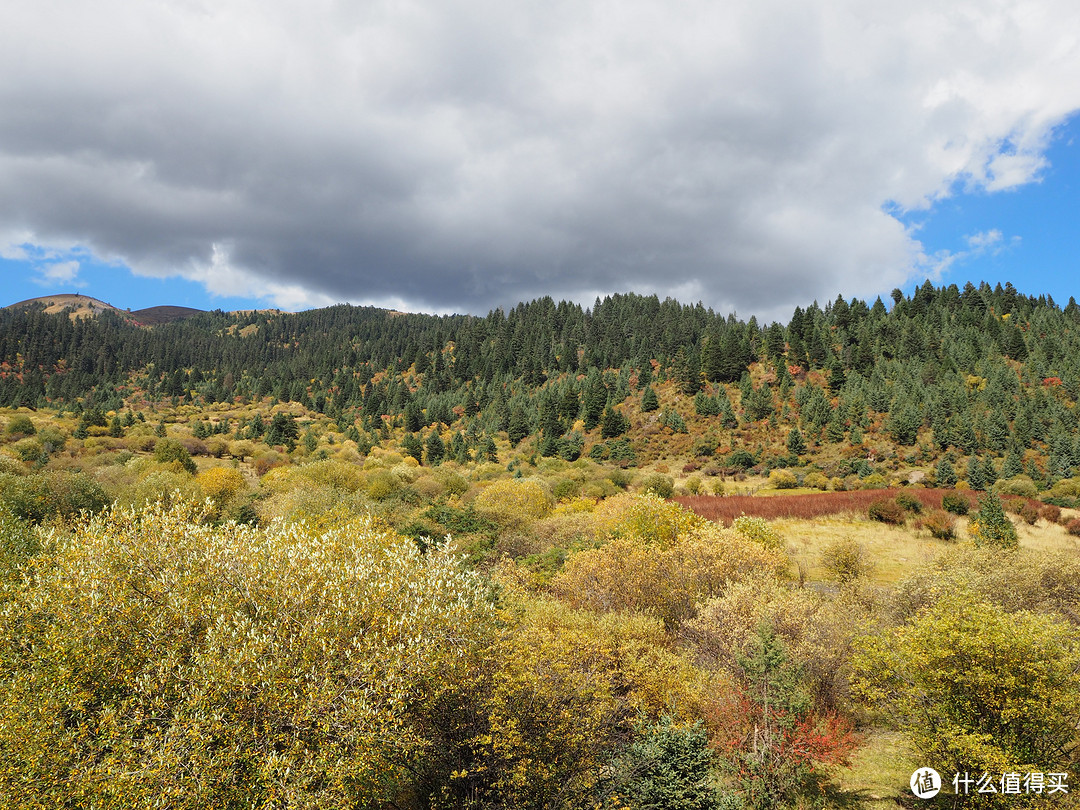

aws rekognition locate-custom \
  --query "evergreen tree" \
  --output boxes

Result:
[935,456,957,487]
[786,428,806,456]
[966,456,986,491]
[641,385,659,413]
[582,371,607,431]
[600,405,630,439]
[507,407,530,447]
[402,432,423,463]
[424,430,445,466]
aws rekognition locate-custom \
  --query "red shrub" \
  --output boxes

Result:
[868,498,906,524]
[1066,519,1080,537]
[675,488,966,526]
[1040,504,1062,524]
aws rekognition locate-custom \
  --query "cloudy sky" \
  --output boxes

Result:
[3,0,1080,321]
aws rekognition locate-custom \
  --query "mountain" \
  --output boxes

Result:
[130,305,206,325]
[2,282,1080,483]
[7,293,125,320]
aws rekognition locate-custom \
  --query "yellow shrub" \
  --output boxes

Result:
[0,501,497,808]
[592,493,703,548]
[768,469,799,489]
[195,466,246,506]
[552,521,788,629]
[473,478,553,526]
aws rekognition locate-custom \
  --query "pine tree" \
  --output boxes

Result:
[969,491,1018,549]
[935,456,957,487]
[641,385,659,413]
[424,430,445,466]
[786,428,806,456]
[507,407,530,447]
[966,456,986,491]
[402,432,423,463]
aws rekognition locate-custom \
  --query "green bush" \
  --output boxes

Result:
[994,475,1038,499]
[4,415,35,437]
[768,469,798,489]
[820,537,871,583]
[152,438,197,474]
[968,492,1018,550]
[941,492,971,516]
[894,490,922,514]
[639,473,675,499]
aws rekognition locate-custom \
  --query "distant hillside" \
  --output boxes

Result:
[7,293,123,320]
[3,282,1080,485]
[131,305,205,325]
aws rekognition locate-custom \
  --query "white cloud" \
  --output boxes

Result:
[0,0,1078,319]
[32,260,82,286]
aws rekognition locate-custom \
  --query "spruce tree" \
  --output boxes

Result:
[641,385,659,413]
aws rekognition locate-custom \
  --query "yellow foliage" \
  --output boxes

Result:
[195,466,246,505]
[0,500,497,808]
[473,478,553,526]
[552,520,788,629]
[457,595,723,806]
[591,493,703,548]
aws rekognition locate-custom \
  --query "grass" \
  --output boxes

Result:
[673,488,1080,585]
[774,515,947,584]
[829,730,917,809]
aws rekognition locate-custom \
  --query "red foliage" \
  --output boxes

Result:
[675,488,974,526]
[1043,376,1064,387]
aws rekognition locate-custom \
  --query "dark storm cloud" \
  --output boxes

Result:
[2,0,1080,318]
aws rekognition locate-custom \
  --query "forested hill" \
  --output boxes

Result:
[3,280,1080,478]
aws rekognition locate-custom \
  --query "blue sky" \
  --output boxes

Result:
[895,113,1080,308]
[4,1,1080,322]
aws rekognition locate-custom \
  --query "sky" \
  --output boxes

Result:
[3,0,1080,323]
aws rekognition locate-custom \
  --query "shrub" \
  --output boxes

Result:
[853,593,1080,783]
[551,521,788,628]
[0,501,498,808]
[685,475,703,495]
[1006,498,1040,525]
[153,438,197,474]
[252,450,288,476]
[861,473,888,490]
[367,469,401,501]
[1040,504,1062,524]
[968,492,1018,550]
[195,467,247,514]
[868,498,905,525]
[552,477,581,502]
[894,490,922,514]
[0,454,23,476]
[0,471,108,523]
[994,475,1038,499]
[768,469,798,489]
[1066,519,1080,537]
[639,473,674,499]
[473,478,554,526]
[5,414,35,437]
[803,471,829,491]
[820,537,871,583]
[941,492,971,516]
[922,509,956,541]
[732,515,784,550]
